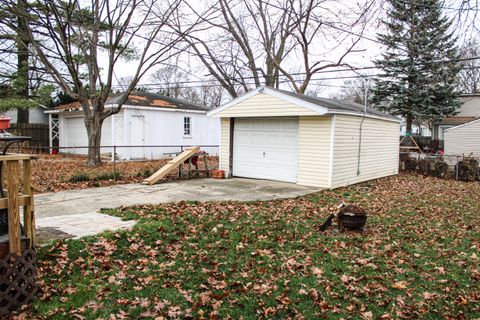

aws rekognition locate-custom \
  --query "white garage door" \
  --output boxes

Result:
[64,117,111,154]
[233,117,298,182]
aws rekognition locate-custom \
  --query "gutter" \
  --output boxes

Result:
[357,80,368,176]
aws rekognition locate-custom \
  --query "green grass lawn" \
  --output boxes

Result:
[21,173,479,319]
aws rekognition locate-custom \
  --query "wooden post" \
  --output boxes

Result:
[6,160,21,254]
[23,159,35,247]
[187,157,192,179]
[204,155,210,177]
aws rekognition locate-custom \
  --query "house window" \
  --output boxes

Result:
[184,117,191,136]
[438,125,453,140]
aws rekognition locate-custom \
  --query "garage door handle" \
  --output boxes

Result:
[263,152,265,157]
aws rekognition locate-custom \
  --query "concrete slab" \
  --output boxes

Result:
[34,178,320,240]
[35,178,321,218]
[36,213,136,240]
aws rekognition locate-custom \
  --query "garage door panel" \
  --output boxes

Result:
[64,117,111,154]
[233,117,298,183]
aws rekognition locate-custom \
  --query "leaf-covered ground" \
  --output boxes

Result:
[18,173,479,319]
[30,154,218,192]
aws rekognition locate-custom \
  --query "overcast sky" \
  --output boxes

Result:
[86,0,480,99]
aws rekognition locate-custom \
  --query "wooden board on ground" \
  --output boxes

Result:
[143,147,200,185]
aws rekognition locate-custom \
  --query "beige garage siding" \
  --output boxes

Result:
[219,118,231,175]
[297,116,331,187]
[218,93,319,117]
[331,115,399,189]
[444,119,480,156]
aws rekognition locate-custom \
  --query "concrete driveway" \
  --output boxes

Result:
[35,178,320,240]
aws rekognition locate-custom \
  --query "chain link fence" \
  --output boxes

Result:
[4,144,220,185]
[400,152,480,181]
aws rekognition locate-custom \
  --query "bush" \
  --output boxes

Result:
[404,158,418,171]
[95,171,122,181]
[432,161,449,178]
[136,169,152,178]
[68,173,91,183]
[455,158,479,181]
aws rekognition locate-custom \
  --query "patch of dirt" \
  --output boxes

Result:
[36,227,74,244]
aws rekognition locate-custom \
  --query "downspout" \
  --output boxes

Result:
[357,79,368,176]
[48,113,53,154]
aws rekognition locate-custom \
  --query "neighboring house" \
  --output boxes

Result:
[208,86,401,189]
[444,119,480,156]
[1,106,50,148]
[399,120,431,137]
[433,94,480,141]
[3,106,49,124]
[45,92,220,160]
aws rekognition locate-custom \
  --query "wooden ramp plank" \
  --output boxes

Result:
[143,147,200,185]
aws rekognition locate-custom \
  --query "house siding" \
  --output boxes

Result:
[297,116,331,188]
[217,93,319,117]
[219,118,231,176]
[331,115,399,189]
[5,107,48,124]
[457,96,480,117]
[119,107,220,160]
[58,107,220,160]
[59,114,112,154]
[444,119,480,156]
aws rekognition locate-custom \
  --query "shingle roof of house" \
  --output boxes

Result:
[55,92,210,112]
[444,118,480,132]
[273,88,400,121]
[436,116,479,125]
[107,92,210,111]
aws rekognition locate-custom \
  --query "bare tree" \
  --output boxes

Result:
[172,0,373,97]
[150,65,186,98]
[184,81,225,109]
[335,78,371,105]
[454,0,479,35]
[4,0,183,166]
[268,0,372,94]
[457,38,480,94]
[150,65,224,109]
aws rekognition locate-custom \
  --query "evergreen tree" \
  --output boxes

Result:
[370,0,461,134]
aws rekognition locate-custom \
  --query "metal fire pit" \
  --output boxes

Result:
[337,204,367,232]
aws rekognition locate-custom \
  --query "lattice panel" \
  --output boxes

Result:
[51,119,60,140]
[0,249,39,316]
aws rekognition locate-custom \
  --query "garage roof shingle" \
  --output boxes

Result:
[273,88,399,121]
[55,92,210,112]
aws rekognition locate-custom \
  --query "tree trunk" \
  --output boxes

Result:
[16,0,29,124]
[85,117,103,167]
[406,114,412,135]
[17,108,29,124]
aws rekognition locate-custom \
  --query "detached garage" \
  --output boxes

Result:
[47,92,220,160]
[208,86,401,189]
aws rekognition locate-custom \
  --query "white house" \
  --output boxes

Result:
[208,86,401,189]
[433,94,480,141]
[3,106,49,125]
[399,120,431,137]
[444,118,480,157]
[46,92,220,160]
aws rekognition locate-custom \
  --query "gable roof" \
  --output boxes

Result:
[444,118,480,132]
[208,86,400,122]
[53,92,210,112]
[436,116,479,126]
